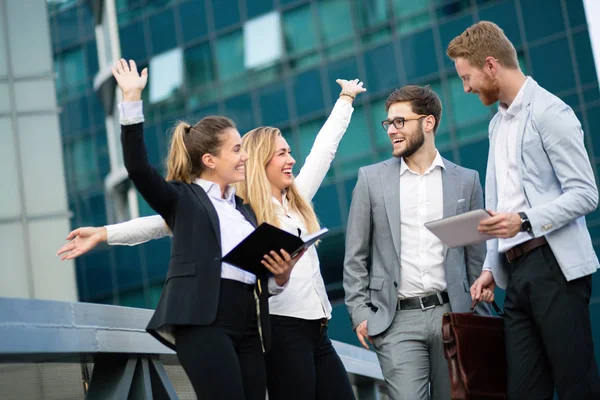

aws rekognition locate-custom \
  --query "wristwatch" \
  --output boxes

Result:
[518,212,532,233]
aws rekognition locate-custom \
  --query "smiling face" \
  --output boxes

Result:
[210,128,249,185]
[386,102,426,159]
[454,57,500,106]
[265,135,296,193]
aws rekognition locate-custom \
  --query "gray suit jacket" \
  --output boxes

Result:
[343,156,489,337]
[483,78,599,288]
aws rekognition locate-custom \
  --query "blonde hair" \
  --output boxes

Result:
[165,116,236,183]
[235,127,321,234]
[446,21,518,69]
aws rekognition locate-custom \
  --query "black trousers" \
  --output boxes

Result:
[503,244,600,399]
[174,279,266,400]
[265,315,356,400]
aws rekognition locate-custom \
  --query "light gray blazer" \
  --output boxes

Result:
[483,78,599,289]
[343,157,489,337]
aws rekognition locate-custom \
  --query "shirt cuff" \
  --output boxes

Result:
[268,276,289,295]
[118,101,145,125]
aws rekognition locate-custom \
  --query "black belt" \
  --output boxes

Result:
[221,278,255,293]
[398,292,450,311]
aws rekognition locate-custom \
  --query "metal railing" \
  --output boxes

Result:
[0,297,386,399]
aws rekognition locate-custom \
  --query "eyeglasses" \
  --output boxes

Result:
[381,115,428,131]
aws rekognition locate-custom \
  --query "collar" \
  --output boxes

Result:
[400,150,445,176]
[193,178,237,207]
[499,76,530,117]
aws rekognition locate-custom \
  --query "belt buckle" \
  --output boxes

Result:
[420,296,436,311]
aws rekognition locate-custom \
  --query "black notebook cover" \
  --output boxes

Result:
[221,223,329,277]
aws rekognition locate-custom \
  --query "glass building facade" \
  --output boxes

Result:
[48,0,600,349]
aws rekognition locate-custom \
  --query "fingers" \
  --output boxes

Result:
[120,58,130,72]
[129,59,138,74]
[66,229,80,241]
[471,281,483,301]
[356,331,370,349]
[56,242,75,256]
[481,288,495,303]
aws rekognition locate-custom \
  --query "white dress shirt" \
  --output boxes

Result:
[398,151,447,299]
[110,99,354,319]
[494,77,533,252]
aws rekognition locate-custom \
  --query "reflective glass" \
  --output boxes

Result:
[363,43,399,93]
[149,8,176,55]
[521,0,564,42]
[212,0,240,31]
[224,93,255,135]
[283,5,318,56]
[298,119,326,163]
[478,0,521,48]
[529,38,575,94]
[216,30,245,80]
[179,0,208,43]
[392,0,431,34]
[448,75,492,126]
[316,0,353,45]
[246,0,273,18]
[258,83,289,126]
[120,21,148,62]
[573,30,597,86]
[337,105,371,159]
[185,42,215,89]
[400,29,437,82]
[293,68,325,118]
[354,0,388,30]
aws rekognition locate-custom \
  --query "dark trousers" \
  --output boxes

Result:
[174,279,266,400]
[265,315,356,400]
[503,244,600,399]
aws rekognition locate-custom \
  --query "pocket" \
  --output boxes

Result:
[369,276,385,291]
[166,262,196,281]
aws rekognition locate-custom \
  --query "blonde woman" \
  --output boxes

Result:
[58,78,366,399]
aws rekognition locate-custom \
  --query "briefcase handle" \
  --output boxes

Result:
[470,299,504,316]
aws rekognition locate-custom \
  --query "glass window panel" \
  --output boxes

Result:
[246,0,274,18]
[448,75,493,126]
[318,232,345,284]
[0,223,29,297]
[573,30,597,86]
[455,120,489,143]
[19,115,70,215]
[521,0,564,42]
[478,0,521,48]
[283,5,318,56]
[14,80,56,112]
[83,247,114,300]
[312,184,342,228]
[85,40,99,80]
[145,239,171,284]
[298,119,326,162]
[438,14,474,68]
[317,0,353,45]
[149,47,183,104]
[587,105,600,160]
[0,3,6,77]
[95,128,111,178]
[59,47,87,98]
[225,93,255,135]
[584,86,600,105]
[324,39,355,61]
[119,288,148,308]
[149,8,177,55]
[90,92,106,129]
[258,83,290,126]
[7,0,52,78]
[363,43,399,93]
[369,98,390,148]
[530,38,575,94]
[185,42,214,89]
[0,118,21,219]
[244,12,283,70]
[212,0,240,31]
[354,0,389,31]
[393,0,431,34]
[435,0,471,20]
[0,83,9,114]
[179,0,208,43]
[338,154,373,176]
[119,21,148,62]
[80,3,95,38]
[114,246,143,291]
[70,136,100,191]
[216,30,245,80]
[54,7,79,48]
[567,0,587,28]
[337,105,370,159]
[327,57,359,103]
[400,29,437,81]
[63,96,90,135]
[293,68,325,118]
[457,137,488,179]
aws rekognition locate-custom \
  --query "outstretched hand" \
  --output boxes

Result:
[336,78,367,101]
[56,227,107,261]
[112,58,148,102]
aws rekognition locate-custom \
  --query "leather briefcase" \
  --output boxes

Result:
[442,301,507,399]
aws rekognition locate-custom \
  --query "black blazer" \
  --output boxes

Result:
[121,122,271,351]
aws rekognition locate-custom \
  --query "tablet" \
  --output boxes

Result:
[424,209,493,248]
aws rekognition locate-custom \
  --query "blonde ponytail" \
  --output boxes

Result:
[166,122,193,183]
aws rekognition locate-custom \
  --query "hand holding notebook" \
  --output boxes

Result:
[222,223,329,277]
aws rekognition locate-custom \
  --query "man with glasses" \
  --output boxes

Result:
[344,85,491,399]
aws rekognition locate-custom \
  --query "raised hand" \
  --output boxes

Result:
[336,78,367,102]
[56,227,107,261]
[111,58,148,102]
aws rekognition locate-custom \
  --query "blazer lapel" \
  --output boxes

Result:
[190,183,221,249]
[381,158,402,263]
[442,161,460,218]
[235,197,258,228]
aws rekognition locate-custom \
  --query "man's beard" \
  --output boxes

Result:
[393,121,425,159]
[477,74,500,106]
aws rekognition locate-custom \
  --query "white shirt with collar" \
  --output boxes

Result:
[398,151,447,299]
[109,99,354,318]
[494,77,533,252]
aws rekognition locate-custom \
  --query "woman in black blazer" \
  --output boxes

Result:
[112,58,303,400]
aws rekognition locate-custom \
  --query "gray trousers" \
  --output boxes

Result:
[372,302,451,400]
